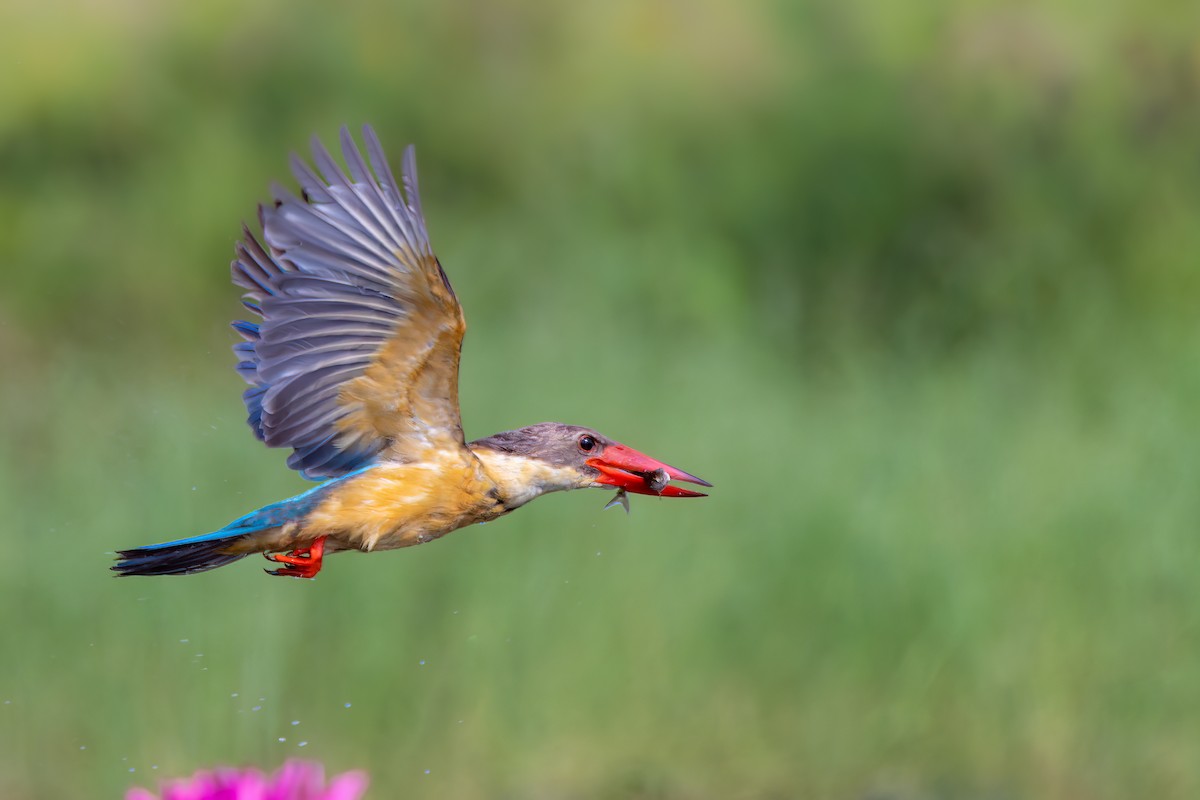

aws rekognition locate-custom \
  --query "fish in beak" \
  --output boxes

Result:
[587,442,711,498]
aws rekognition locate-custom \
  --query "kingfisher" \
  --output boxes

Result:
[113,126,710,579]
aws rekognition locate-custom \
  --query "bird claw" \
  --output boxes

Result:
[262,535,327,579]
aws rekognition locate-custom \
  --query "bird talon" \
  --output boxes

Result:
[262,536,327,579]
[264,566,314,578]
[264,551,309,566]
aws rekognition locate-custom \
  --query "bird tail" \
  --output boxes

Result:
[111,468,369,577]
[112,533,251,576]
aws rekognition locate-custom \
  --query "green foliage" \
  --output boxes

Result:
[2,1,1199,797]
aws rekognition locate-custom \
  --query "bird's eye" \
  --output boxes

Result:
[578,435,597,452]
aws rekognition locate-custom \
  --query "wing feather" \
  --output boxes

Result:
[265,318,394,343]
[309,137,403,259]
[339,129,407,250]
[268,200,400,285]
[263,362,365,416]
[231,126,467,478]
[258,350,375,384]
[265,406,349,445]
[255,334,384,364]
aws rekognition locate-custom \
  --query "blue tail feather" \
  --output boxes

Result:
[112,466,370,576]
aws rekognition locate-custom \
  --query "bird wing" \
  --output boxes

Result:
[231,125,467,479]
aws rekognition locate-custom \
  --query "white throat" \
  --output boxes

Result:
[472,449,585,510]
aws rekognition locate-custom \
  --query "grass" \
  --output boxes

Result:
[3,324,1199,798]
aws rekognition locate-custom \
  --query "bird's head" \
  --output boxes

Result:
[470,422,710,505]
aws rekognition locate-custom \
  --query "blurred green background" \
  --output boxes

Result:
[3,0,1200,797]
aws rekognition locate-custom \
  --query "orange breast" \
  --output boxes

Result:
[303,454,501,551]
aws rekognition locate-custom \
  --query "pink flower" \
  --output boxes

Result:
[126,759,368,800]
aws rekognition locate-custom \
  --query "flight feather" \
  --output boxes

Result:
[230,125,467,479]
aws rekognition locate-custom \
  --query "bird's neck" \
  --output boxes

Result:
[470,446,583,510]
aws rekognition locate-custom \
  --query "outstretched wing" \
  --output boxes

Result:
[231,125,467,479]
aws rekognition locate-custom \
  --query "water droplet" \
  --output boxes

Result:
[129,768,136,773]
[424,769,431,775]
[596,551,602,556]
[231,693,239,698]
[152,765,159,770]
[252,706,262,712]
[278,737,286,743]
[298,741,308,747]
[419,659,426,666]
[291,720,300,726]
[79,746,86,750]
[179,639,189,644]
[258,697,266,702]
[343,702,352,709]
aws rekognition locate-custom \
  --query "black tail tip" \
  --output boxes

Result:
[111,541,246,577]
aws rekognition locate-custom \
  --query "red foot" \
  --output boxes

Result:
[263,535,327,579]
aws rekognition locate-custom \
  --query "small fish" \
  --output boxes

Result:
[604,488,630,514]
[645,468,670,494]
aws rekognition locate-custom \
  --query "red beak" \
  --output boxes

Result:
[587,442,711,497]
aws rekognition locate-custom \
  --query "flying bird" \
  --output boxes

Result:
[113,126,710,579]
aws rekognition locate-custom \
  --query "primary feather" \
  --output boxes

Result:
[231,125,467,479]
